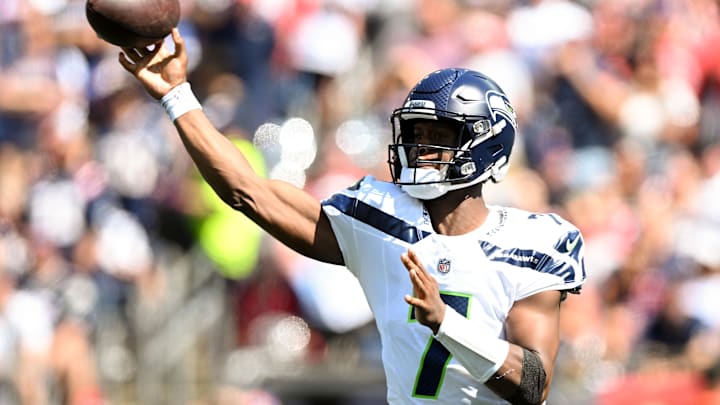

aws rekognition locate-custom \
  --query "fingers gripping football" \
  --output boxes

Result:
[402,249,446,334]
[118,28,188,99]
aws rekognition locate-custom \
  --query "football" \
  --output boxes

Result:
[86,0,180,48]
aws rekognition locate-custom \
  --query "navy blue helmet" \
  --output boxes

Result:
[388,68,517,199]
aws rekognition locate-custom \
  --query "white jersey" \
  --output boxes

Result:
[321,176,586,405]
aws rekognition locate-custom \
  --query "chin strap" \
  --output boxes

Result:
[400,167,449,200]
[398,155,511,199]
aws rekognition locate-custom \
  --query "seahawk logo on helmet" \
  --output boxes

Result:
[487,90,517,130]
[388,68,517,200]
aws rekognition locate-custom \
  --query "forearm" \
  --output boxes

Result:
[486,345,547,405]
[174,109,261,211]
[157,81,262,213]
[434,306,548,405]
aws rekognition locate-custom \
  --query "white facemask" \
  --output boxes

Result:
[400,167,449,200]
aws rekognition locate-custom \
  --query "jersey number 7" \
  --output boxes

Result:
[409,291,471,399]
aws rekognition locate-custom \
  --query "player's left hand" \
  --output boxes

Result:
[402,249,446,334]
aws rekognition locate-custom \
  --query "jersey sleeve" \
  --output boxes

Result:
[514,216,587,300]
[319,176,426,278]
[319,176,367,277]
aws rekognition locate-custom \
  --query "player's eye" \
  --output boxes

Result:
[413,129,441,145]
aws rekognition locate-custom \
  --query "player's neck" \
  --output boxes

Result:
[424,186,489,236]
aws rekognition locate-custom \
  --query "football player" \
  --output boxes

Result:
[119,29,586,404]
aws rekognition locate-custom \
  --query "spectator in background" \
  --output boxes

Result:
[0,4,63,149]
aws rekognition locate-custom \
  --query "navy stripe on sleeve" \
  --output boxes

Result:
[479,241,578,283]
[323,194,430,244]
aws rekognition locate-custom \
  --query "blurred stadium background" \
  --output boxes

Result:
[1,0,720,404]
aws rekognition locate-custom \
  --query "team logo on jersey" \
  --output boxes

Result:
[556,230,580,253]
[556,230,583,262]
[437,258,452,273]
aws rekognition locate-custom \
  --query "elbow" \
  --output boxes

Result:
[210,187,242,211]
[226,187,258,214]
[206,180,256,214]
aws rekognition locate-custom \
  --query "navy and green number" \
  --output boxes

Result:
[409,291,471,399]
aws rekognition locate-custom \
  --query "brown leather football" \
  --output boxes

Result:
[86,0,180,48]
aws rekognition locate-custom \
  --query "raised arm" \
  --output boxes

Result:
[118,29,343,265]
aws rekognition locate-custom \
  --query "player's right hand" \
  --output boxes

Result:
[118,28,187,100]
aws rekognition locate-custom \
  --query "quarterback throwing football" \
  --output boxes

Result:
[119,29,586,405]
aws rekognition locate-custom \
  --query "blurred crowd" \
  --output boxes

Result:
[2,0,720,404]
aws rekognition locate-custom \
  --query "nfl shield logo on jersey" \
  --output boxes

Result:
[437,258,451,273]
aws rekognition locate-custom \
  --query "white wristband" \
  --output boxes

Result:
[160,82,202,122]
[433,305,510,382]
